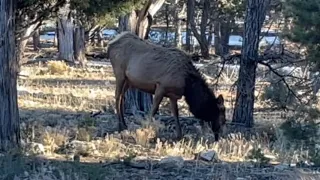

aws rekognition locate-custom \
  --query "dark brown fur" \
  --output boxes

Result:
[106,31,226,141]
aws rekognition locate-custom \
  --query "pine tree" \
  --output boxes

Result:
[0,0,20,152]
[284,0,320,69]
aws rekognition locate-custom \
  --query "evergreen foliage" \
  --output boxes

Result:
[284,0,320,69]
[71,0,145,28]
[261,79,298,109]
[16,0,65,33]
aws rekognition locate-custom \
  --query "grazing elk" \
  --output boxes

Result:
[106,31,226,141]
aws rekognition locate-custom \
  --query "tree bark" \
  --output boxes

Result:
[188,0,211,59]
[17,23,39,65]
[214,20,231,56]
[165,4,169,46]
[97,27,103,47]
[185,0,192,52]
[33,29,40,51]
[174,1,185,48]
[74,26,87,67]
[0,0,20,152]
[85,25,98,46]
[118,0,165,116]
[58,17,74,62]
[17,40,28,65]
[118,11,138,33]
[175,18,182,48]
[232,0,271,127]
[54,21,59,47]
[57,1,74,62]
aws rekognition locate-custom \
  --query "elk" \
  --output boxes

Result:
[106,31,226,141]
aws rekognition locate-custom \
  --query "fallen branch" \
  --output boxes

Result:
[85,52,108,59]
[22,58,75,66]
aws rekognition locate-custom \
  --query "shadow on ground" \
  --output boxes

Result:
[1,153,317,180]
[12,103,320,179]
[19,78,115,88]
[19,105,282,145]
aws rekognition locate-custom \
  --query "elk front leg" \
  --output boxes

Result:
[169,98,182,139]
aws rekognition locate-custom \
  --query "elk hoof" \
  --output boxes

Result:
[214,133,219,142]
[176,132,183,141]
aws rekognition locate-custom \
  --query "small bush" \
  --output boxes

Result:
[261,80,297,108]
[279,106,320,166]
[246,148,270,166]
[133,126,156,147]
[47,61,69,75]
[78,116,97,128]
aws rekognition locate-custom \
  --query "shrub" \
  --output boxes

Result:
[279,106,320,166]
[47,61,69,75]
[246,148,270,167]
[261,80,297,108]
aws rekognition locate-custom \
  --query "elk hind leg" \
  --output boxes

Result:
[119,80,129,129]
[115,78,127,131]
[169,98,182,139]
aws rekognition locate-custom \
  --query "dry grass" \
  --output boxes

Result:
[47,61,70,75]
[5,57,319,179]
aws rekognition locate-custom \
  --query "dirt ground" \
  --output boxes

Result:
[2,44,320,180]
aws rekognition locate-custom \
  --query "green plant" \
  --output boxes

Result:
[78,116,97,128]
[122,149,137,164]
[246,148,270,166]
[261,80,297,108]
[77,127,93,142]
[280,106,320,166]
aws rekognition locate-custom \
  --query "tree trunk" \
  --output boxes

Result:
[174,1,185,48]
[118,16,129,32]
[53,34,58,47]
[85,25,98,46]
[186,0,192,52]
[90,30,96,46]
[188,0,210,59]
[165,4,169,46]
[207,23,213,50]
[58,18,74,62]
[33,29,40,51]
[232,0,271,127]
[57,1,74,62]
[214,20,231,56]
[74,26,87,67]
[17,23,39,65]
[118,0,165,116]
[175,18,182,48]
[119,12,138,33]
[97,27,104,47]
[54,21,58,47]
[17,40,28,65]
[0,0,20,152]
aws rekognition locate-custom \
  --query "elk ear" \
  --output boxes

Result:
[217,94,224,104]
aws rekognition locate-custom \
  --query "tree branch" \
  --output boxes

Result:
[18,0,65,29]
[19,21,43,41]
[258,60,303,104]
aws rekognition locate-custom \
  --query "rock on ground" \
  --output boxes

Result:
[156,156,184,170]
[199,150,219,162]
